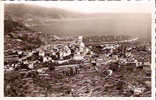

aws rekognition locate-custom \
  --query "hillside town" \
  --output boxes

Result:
[4,34,151,97]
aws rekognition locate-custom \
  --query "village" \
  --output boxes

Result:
[4,34,151,97]
[5,36,151,73]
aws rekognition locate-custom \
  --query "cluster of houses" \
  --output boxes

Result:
[5,36,151,75]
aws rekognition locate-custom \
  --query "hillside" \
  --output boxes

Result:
[4,4,151,97]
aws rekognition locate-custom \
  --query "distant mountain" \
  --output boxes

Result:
[5,4,85,21]
[5,4,151,40]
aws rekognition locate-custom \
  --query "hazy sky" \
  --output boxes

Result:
[5,1,153,13]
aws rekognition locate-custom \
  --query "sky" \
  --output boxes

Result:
[5,1,153,13]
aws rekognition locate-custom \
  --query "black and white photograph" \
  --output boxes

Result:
[4,2,152,97]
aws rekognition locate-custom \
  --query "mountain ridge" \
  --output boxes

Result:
[5,4,151,40]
